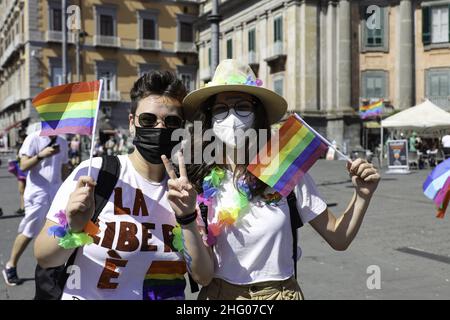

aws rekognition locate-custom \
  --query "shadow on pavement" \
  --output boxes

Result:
[0,214,25,220]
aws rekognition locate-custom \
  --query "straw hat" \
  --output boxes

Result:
[183,59,287,124]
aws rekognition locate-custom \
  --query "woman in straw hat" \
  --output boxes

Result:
[181,59,380,300]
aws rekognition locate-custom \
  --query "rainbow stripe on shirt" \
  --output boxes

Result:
[142,260,187,300]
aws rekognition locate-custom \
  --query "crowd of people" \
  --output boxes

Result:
[2,59,380,300]
[407,132,450,168]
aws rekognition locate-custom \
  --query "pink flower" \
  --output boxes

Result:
[55,210,68,227]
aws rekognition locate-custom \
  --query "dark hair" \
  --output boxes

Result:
[186,94,271,198]
[130,71,188,115]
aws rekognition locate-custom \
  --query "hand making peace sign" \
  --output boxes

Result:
[161,152,198,218]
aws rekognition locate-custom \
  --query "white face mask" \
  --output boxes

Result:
[212,110,255,148]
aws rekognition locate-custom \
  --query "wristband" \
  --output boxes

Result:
[47,210,95,249]
[36,154,44,161]
[175,211,197,226]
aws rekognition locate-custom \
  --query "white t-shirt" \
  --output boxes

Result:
[19,131,68,200]
[46,155,186,300]
[442,135,450,148]
[207,171,327,285]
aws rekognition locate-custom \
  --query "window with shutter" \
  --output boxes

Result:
[274,17,282,43]
[431,6,449,43]
[227,38,233,59]
[51,8,62,31]
[427,70,450,97]
[362,71,387,99]
[423,7,431,45]
[248,28,256,53]
[366,7,384,47]
[142,19,156,40]
[100,14,114,36]
[362,6,388,51]
[208,47,211,67]
[52,66,63,87]
[426,69,450,109]
[273,77,284,96]
[180,22,193,42]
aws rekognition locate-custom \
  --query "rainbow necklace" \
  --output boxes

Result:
[172,167,283,251]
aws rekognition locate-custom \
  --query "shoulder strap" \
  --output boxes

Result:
[93,155,121,221]
[287,191,303,279]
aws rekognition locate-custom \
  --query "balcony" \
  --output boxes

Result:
[13,34,24,49]
[101,90,121,102]
[0,35,23,68]
[175,42,197,53]
[94,35,121,48]
[45,30,76,43]
[265,41,287,74]
[136,39,162,51]
[1,92,22,112]
[428,96,450,111]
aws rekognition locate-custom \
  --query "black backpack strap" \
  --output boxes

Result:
[93,155,121,220]
[187,203,210,293]
[287,191,303,279]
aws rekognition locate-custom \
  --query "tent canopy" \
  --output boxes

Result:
[381,100,450,131]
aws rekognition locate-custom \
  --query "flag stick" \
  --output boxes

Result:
[380,114,384,168]
[87,79,103,178]
[294,113,353,163]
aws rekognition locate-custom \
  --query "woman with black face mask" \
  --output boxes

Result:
[34,71,213,300]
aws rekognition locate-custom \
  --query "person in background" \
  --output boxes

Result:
[104,136,116,156]
[442,135,450,159]
[409,132,417,152]
[2,131,70,286]
[69,135,81,167]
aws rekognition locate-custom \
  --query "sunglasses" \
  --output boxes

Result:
[135,113,184,129]
[210,100,256,120]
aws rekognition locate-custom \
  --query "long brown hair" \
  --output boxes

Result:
[186,93,272,198]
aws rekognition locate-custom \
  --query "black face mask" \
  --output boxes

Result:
[133,127,180,164]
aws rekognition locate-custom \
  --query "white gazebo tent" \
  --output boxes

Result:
[382,99,450,133]
[381,99,450,169]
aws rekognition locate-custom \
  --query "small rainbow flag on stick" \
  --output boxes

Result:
[248,114,338,197]
[359,100,383,119]
[32,80,102,136]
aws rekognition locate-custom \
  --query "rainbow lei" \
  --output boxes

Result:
[198,167,282,246]
[47,210,94,249]
[171,167,284,250]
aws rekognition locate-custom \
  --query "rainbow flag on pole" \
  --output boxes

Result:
[32,80,102,136]
[359,100,383,119]
[248,114,328,197]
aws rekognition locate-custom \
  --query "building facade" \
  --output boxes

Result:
[0,0,199,148]
[197,0,450,152]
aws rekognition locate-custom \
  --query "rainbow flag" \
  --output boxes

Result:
[433,176,450,218]
[359,100,383,119]
[248,114,328,197]
[143,260,186,300]
[32,80,101,136]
